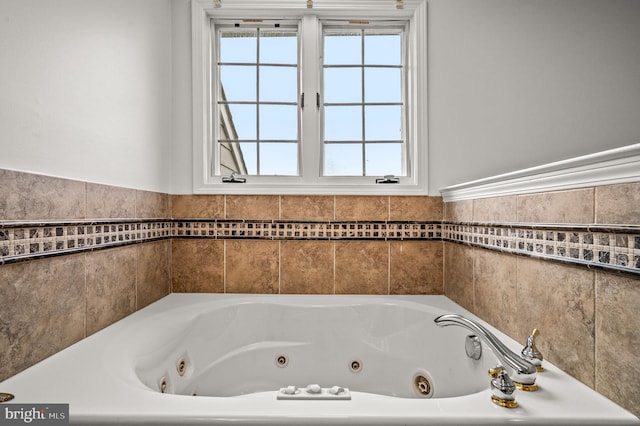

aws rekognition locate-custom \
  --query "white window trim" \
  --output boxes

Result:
[191,0,428,195]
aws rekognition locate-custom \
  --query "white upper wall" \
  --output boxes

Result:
[171,0,640,194]
[170,0,192,194]
[0,0,173,193]
[1,0,638,195]
[428,0,640,192]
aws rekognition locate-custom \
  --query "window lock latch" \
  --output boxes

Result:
[375,175,400,184]
[222,173,247,183]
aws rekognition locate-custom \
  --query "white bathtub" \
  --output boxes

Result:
[1,294,638,425]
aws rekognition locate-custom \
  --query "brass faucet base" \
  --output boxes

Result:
[491,395,518,408]
[536,365,544,372]
[514,381,538,391]
[0,392,15,403]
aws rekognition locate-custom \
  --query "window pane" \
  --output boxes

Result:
[260,31,297,64]
[365,105,402,140]
[365,143,402,176]
[324,32,361,65]
[219,142,255,175]
[220,104,256,140]
[364,33,401,65]
[324,106,362,141]
[365,68,401,103]
[324,68,361,103]
[260,143,298,175]
[220,65,256,102]
[220,31,256,63]
[259,105,298,140]
[324,144,363,176]
[259,66,297,102]
[240,142,257,174]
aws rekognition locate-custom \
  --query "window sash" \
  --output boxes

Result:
[321,23,408,177]
[213,22,301,177]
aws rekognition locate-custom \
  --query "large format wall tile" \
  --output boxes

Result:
[390,241,443,294]
[226,195,279,219]
[0,255,85,381]
[226,240,279,293]
[136,240,170,308]
[596,272,640,418]
[172,239,224,293]
[86,183,136,219]
[280,240,334,294]
[335,241,388,294]
[595,182,640,225]
[444,200,473,222]
[171,195,225,219]
[86,246,137,335]
[517,257,595,387]
[0,169,85,221]
[390,196,443,221]
[473,249,518,338]
[443,243,475,312]
[517,188,594,223]
[280,196,335,221]
[473,196,517,223]
[335,196,389,221]
[136,190,170,218]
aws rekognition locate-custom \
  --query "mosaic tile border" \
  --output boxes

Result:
[0,220,442,265]
[443,223,640,275]
[2,219,639,276]
[0,220,171,265]
[172,220,442,240]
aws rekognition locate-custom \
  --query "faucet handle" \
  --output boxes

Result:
[521,328,544,372]
[488,366,505,379]
[489,366,518,408]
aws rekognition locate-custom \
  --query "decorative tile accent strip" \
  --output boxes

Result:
[172,220,442,240]
[0,220,171,265]
[443,223,640,275]
[0,220,441,265]
[2,218,639,276]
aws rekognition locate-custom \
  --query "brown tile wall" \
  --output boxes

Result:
[3,167,638,419]
[444,182,640,418]
[0,170,171,381]
[170,195,444,295]
[1,171,445,381]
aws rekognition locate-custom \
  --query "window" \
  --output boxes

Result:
[216,23,300,177]
[322,25,405,177]
[192,0,427,194]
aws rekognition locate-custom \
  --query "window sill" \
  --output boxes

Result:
[193,180,429,196]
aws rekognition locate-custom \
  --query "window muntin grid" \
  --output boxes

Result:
[322,26,406,177]
[215,23,300,177]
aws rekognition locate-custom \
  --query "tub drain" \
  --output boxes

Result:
[275,354,288,368]
[413,374,433,398]
[0,393,15,403]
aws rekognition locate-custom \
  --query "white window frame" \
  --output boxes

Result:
[191,0,428,195]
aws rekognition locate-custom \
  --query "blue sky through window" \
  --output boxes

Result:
[217,26,404,177]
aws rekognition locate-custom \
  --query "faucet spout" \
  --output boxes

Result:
[435,314,537,387]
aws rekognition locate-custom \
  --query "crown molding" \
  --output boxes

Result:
[440,143,640,202]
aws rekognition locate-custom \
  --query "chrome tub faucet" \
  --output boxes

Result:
[434,314,538,391]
